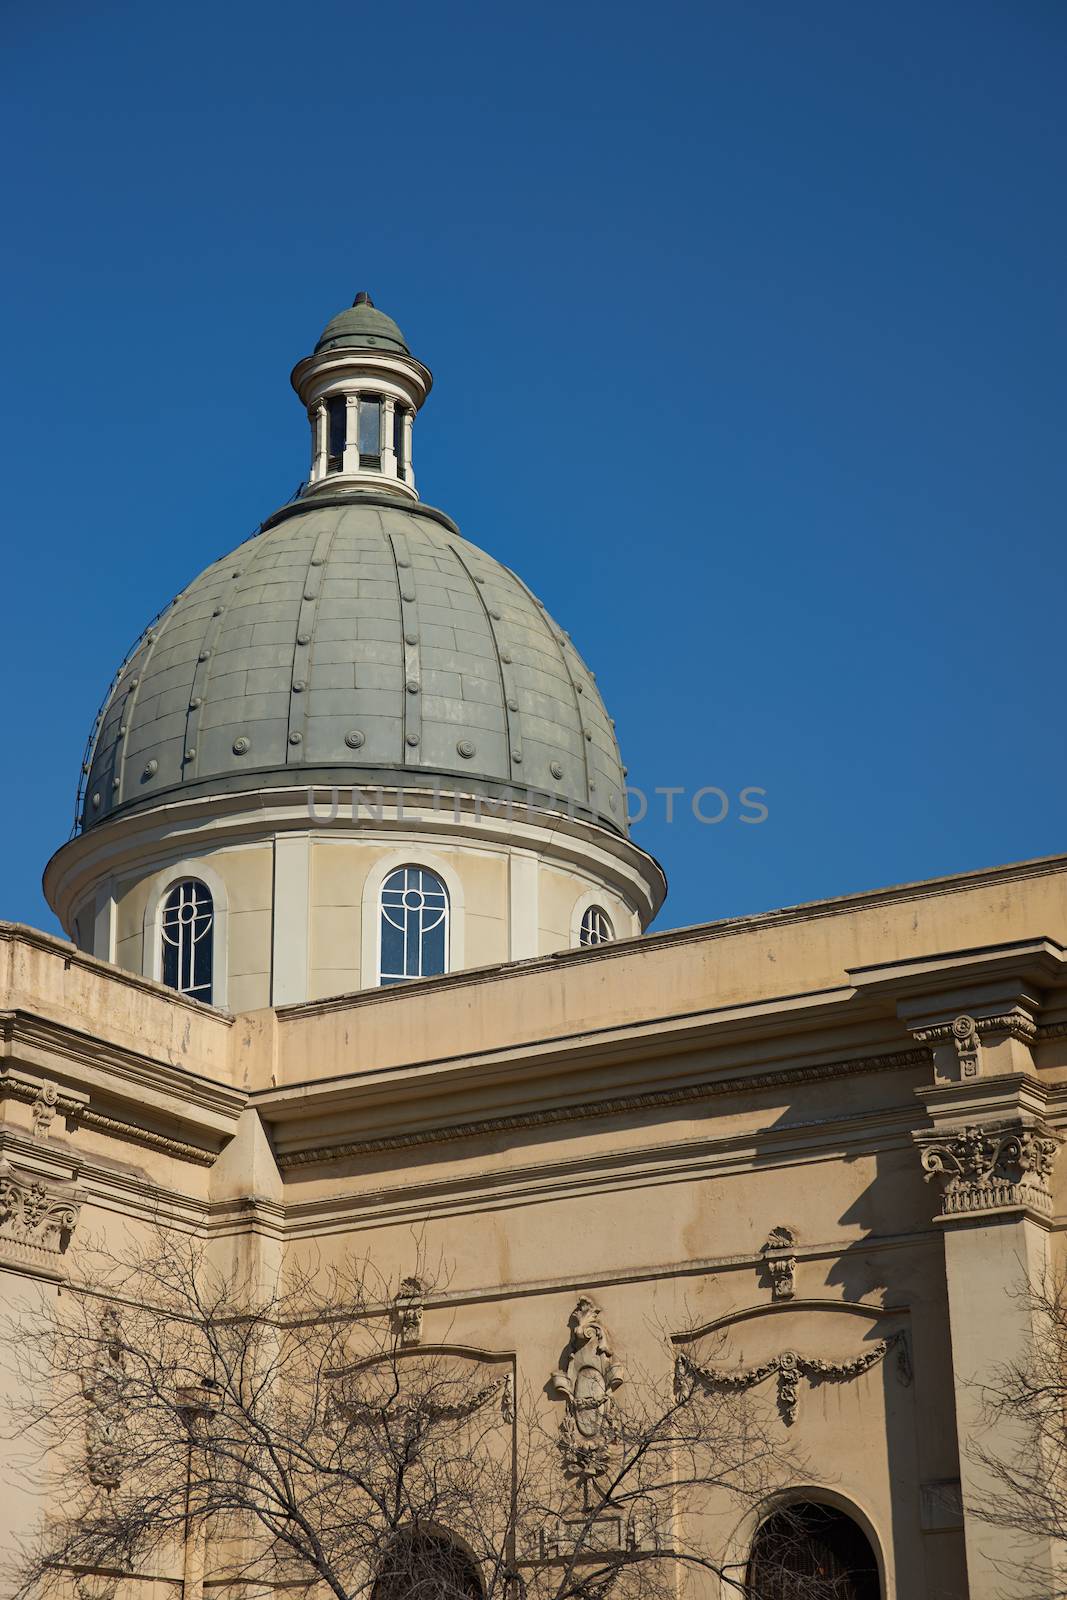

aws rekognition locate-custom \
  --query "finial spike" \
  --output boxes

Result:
[353,291,374,307]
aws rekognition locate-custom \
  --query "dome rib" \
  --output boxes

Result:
[80,497,629,836]
[447,538,522,774]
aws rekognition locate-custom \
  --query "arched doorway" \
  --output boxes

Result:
[373,1531,484,1600]
[746,1501,880,1598]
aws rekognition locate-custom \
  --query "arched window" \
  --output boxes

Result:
[326,394,346,473]
[747,1502,880,1599]
[379,866,449,985]
[579,905,614,947]
[160,879,214,1003]
[373,1532,482,1600]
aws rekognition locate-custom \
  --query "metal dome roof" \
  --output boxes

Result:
[80,493,628,834]
[314,293,410,356]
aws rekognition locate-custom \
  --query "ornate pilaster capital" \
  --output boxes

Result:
[0,1157,82,1266]
[916,1119,1061,1220]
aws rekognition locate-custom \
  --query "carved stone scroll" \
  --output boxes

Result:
[951,1016,980,1079]
[918,1121,1060,1217]
[31,1081,59,1139]
[550,1296,626,1482]
[675,1331,908,1426]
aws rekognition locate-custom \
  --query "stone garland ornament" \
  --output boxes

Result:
[550,1296,626,1483]
[761,1226,797,1300]
[82,1308,128,1490]
[674,1332,910,1427]
[919,1122,1060,1217]
[337,1372,514,1428]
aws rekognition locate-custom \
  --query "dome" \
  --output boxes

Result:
[80,492,629,833]
[314,292,410,356]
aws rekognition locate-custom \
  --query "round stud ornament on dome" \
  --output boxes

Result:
[457,739,476,759]
[345,730,366,749]
[233,737,251,755]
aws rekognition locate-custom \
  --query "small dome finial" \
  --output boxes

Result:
[353,291,374,307]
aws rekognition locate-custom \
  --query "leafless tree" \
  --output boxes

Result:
[966,1269,1067,1599]
[0,1226,852,1600]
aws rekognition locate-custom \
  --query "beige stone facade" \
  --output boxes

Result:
[6,292,1061,1599]
[5,851,1067,1596]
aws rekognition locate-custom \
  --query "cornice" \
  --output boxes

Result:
[0,1010,245,1127]
[272,1045,929,1169]
[44,782,662,931]
[278,1103,926,1234]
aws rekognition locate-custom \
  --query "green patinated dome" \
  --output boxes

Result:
[314,292,410,356]
[79,493,628,835]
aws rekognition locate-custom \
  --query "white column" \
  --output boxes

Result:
[343,391,359,474]
[311,401,327,482]
[271,835,310,1004]
[401,407,415,491]
[381,396,398,478]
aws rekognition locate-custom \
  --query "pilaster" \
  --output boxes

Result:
[271,834,310,1005]
[342,391,360,474]
[907,976,1065,1596]
[311,399,327,482]
[381,395,398,478]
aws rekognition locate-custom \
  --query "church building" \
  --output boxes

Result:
[3,293,1066,1599]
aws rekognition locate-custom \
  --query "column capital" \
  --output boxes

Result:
[915,1116,1061,1223]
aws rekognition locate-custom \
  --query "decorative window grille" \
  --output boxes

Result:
[579,905,614,947]
[379,866,449,985]
[160,879,214,1002]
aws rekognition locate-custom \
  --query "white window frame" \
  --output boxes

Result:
[377,865,450,986]
[142,858,229,1008]
[360,850,465,989]
[570,888,624,950]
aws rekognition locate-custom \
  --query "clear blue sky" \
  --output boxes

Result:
[3,0,1065,937]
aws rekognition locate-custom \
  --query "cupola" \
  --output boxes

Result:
[290,292,432,500]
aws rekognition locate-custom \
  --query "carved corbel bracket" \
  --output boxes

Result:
[907,999,1040,1083]
[917,1119,1061,1219]
[393,1275,425,1346]
[0,1067,88,1135]
[760,1226,797,1300]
